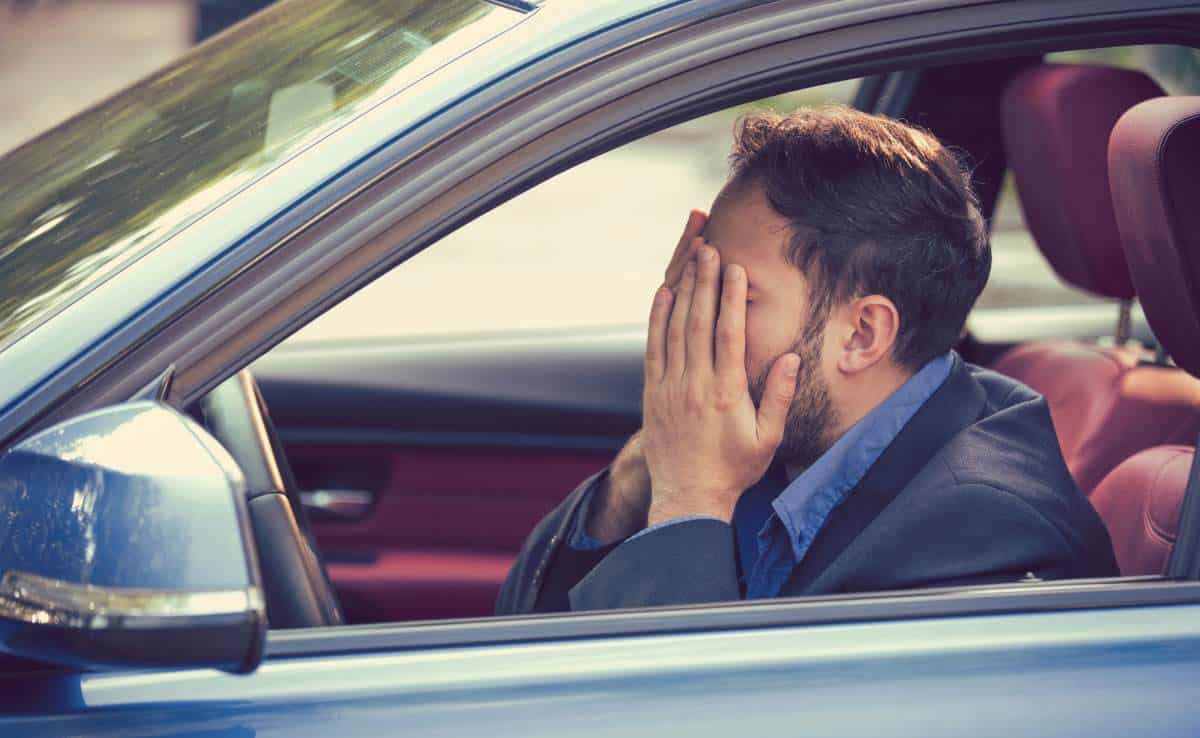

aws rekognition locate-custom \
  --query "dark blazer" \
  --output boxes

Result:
[496,357,1119,615]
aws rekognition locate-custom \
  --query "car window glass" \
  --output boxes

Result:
[973,44,1200,312]
[0,0,518,353]
[291,80,861,343]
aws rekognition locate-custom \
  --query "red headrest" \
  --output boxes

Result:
[1109,97,1200,376]
[1001,64,1164,299]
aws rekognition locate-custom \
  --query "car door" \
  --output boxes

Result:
[9,585,1200,738]
[7,1,1200,735]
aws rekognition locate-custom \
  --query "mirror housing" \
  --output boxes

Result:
[0,402,265,673]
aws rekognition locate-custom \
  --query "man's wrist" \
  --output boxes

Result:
[584,468,649,544]
[646,493,736,527]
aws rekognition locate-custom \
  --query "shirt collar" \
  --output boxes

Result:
[768,351,956,560]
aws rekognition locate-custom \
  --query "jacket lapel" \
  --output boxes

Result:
[781,355,989,594]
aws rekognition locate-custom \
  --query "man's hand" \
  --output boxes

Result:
[583,210,709,544]
[643,242,799,525]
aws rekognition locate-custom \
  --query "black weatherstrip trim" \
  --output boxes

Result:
[266,578,1200,658]
[482,0,537,12]
[278,428,624,452]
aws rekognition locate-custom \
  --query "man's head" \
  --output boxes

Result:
[701,106,989,468]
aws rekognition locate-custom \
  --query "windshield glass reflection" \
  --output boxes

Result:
[0,0,513,352]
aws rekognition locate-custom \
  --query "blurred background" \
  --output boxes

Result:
[0,1,286,155]
[2,1,1199,343]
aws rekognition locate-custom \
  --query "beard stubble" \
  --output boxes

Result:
[749,317,839,469]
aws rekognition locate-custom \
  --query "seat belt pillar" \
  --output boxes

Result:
[1166,430,1200,579]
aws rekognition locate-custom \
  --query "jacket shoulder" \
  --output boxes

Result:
[807,365,1118,593]
[913,368,1117,579]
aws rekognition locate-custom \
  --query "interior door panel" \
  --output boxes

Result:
[253,328,644,622]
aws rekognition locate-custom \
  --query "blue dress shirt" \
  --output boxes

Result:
[569,351,955,599]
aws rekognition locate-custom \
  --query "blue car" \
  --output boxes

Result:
[2,0,1200,735]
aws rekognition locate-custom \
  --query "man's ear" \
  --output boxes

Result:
[836,295,899,374]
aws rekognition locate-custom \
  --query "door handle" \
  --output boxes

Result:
[300,489,374,522]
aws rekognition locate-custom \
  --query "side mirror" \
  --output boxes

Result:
[0,402,265,673]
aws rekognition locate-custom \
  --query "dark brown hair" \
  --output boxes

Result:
[728,105,990,370]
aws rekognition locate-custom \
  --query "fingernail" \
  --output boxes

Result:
[655,287,671,305]
[725,264,742,282]
[698,246,715,262]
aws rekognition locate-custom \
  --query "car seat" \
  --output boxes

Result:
[992,63,1200,496]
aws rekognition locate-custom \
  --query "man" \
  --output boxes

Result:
[497,107,1118,615]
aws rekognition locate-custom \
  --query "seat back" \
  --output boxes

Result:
[992,342,1200,495]
[1101,96,1200,574]
[1090,446,1190,575]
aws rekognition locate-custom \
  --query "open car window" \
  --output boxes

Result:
[240,42,1197,631]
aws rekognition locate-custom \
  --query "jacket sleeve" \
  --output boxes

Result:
[495,470,611,616]
[568,518,740,611]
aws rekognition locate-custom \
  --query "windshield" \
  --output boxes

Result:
[0,0,515,352]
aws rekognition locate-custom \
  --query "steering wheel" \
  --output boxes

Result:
[200,369,343,628]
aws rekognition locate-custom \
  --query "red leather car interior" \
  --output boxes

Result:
[1100,95,1200,575]
[294,444,609,622]
[994,342,1200,495]
[993,63,1200,496]
[1090,446,1189,576]
[1000,64,1156,299]
[1109,97,1200,374]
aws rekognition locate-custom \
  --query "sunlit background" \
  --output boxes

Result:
[2,1,1199,346]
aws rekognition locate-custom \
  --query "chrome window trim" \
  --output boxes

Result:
[483,0,539,12]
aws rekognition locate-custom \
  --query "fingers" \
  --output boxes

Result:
[715,263,747,380]
[755,353,800,445]
[664,210,708,287]
[645,286,674,382]
[685,242,720,372]
[666,259,696,376]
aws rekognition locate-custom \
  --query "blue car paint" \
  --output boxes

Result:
[4,603,1200,736]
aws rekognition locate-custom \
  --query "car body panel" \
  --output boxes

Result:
[5,603,1200,736]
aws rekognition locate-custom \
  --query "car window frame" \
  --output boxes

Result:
[256,1,1200,646]
[12,0,1200,647]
